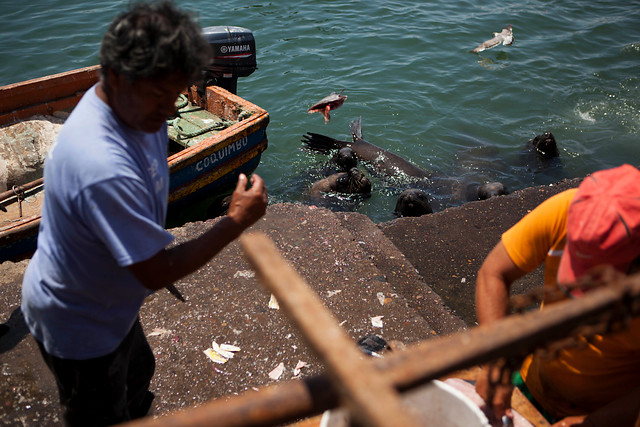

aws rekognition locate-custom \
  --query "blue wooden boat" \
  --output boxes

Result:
[0,64,269,262]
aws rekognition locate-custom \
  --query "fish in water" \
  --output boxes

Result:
[472,25,514,53]
[307,90,347,123]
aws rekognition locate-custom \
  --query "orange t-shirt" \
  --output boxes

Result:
[502,189,640,418]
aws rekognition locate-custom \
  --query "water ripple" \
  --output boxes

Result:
[2,0,639,222]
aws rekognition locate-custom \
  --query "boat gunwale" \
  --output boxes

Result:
[1,66,270,171]
[0,214,41,241]
[0,65,101,126]
[168,85,269,171]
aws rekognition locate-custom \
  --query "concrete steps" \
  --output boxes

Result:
[337,211,466,335]
[0,202,457,424]
[379,177,581,325]
[0,177,582,424]
[135,202,461,418]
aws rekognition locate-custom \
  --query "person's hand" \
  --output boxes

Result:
[551,415,589,427]
[227,173,267,229]
[476,363,514,422]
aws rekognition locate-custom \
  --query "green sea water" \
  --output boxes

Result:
[2,0,639,223]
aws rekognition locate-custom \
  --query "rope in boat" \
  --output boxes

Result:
[167,93,234,141]
[170,118,234,140]
[174,93,189,110]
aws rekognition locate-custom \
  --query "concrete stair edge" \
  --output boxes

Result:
[335,210,467,335]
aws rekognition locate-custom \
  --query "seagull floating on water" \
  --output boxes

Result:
[472,25,514,53]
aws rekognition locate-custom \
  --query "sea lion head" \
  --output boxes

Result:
[334,167,371,194]
[333,147,358,171]
[394,188,432,217]
[477,182,508,200]
[309,167,371,197]
[528,132,559,160]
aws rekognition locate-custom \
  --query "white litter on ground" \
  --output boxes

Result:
[268,362,285,380]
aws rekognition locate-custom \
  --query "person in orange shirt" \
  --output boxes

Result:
[474,164,640,426]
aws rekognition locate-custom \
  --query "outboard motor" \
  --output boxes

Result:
[201,26,257,95]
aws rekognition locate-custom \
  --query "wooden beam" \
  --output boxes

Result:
[121,251,640,427]
[239,232,419,427]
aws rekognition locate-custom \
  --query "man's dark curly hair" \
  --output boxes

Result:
[99,1,210,84]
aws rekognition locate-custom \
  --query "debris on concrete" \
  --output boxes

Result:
[268,362,285,380]
[268,294,279,310]
[293,360,308,377]
[371,316,384,328]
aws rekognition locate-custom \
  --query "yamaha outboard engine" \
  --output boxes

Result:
[201,26,257,95]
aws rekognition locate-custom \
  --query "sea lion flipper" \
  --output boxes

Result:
[301,132,348,154]
[349,116,363,141]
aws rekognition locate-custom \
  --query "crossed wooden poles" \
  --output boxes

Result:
[124,231,640,427]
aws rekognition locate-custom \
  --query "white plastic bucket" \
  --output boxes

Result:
[320,379,490,427]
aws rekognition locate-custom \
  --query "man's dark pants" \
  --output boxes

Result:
[36,318,155,426]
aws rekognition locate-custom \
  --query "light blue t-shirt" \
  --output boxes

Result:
[21,85,174,359]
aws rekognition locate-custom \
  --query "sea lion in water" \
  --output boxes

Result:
[527,131,559,160]
[309,167,372,197]
[332,147,357,171]
[522,131,563,184]
[318,146,358,178]
[477,182,508,200]
[394,188,433,217]
[302,117,432,179]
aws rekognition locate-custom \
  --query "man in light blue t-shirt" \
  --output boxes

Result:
[21,2,267,425]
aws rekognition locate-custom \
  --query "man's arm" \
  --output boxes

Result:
[550,385,640,427]
[127,173,267,291]
[475,240,527,419]
[476,241,526,323]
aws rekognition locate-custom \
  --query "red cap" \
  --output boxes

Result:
[557,164,640,284]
